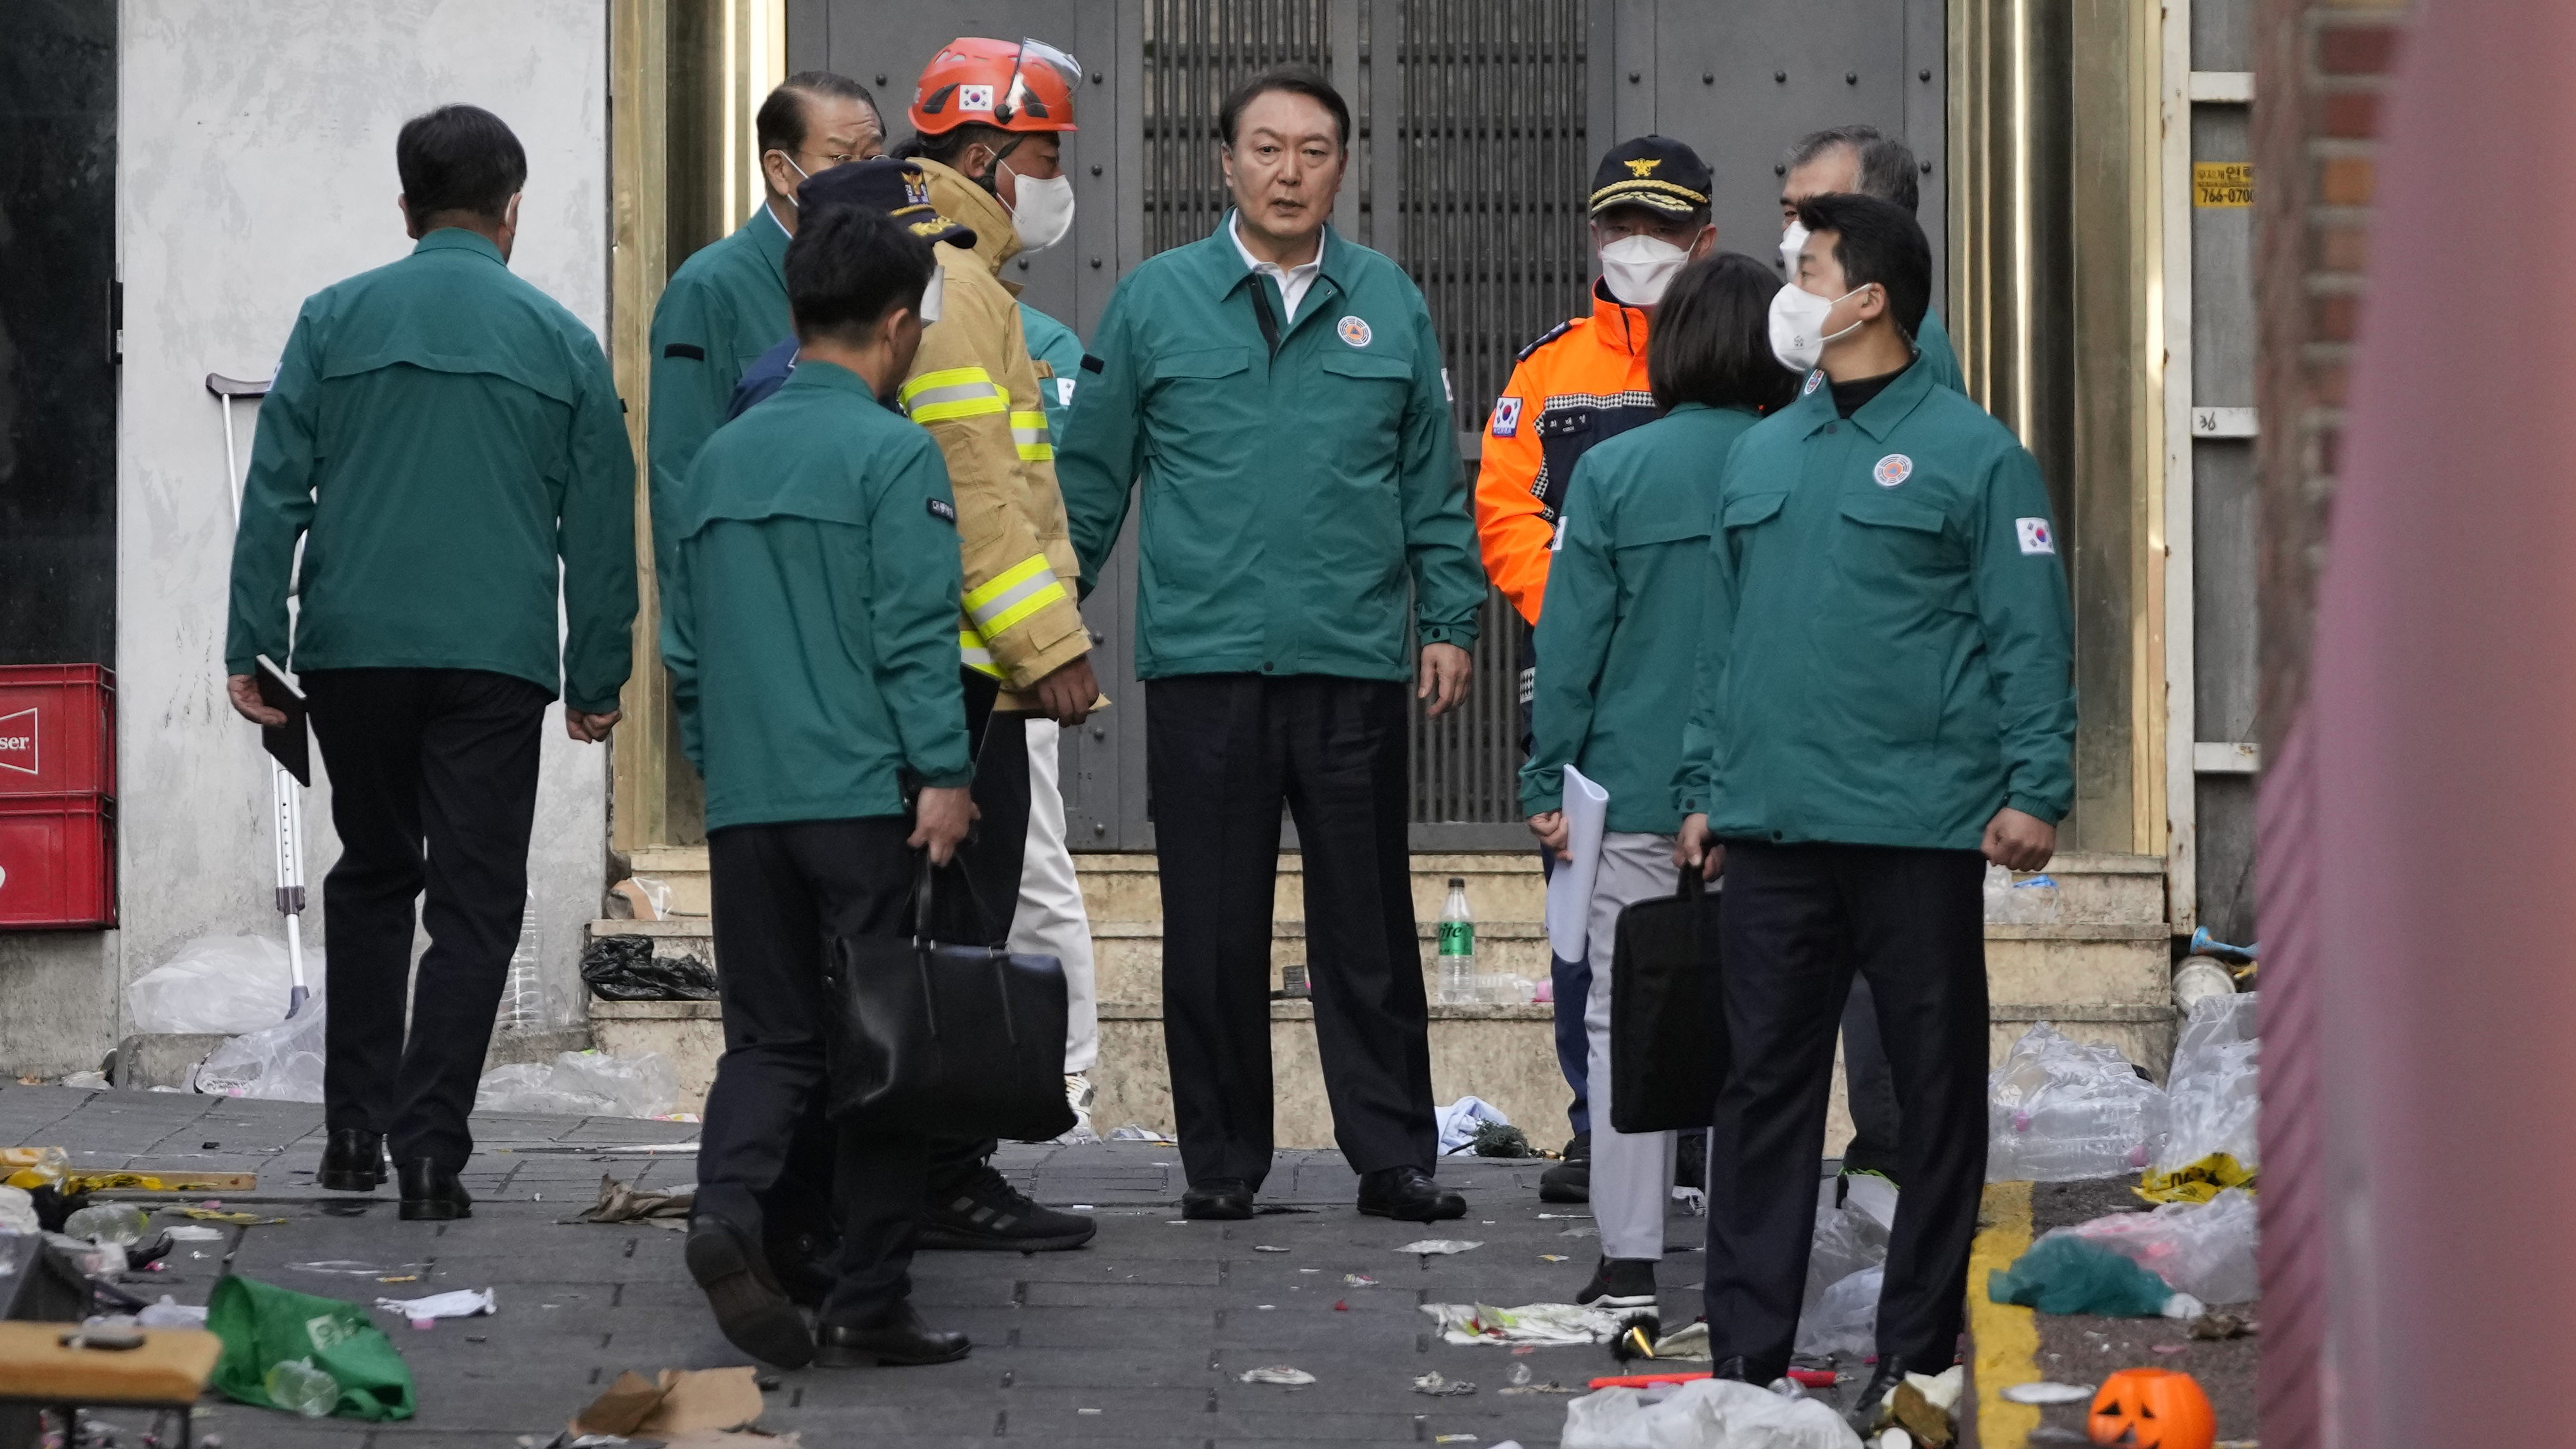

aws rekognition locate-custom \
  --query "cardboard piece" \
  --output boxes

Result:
[572,1366,766,1437]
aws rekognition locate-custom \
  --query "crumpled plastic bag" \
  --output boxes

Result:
[1437,1096,1513,1155]
[196,988,328,1102]
[1562,1377,1864,1449]
[580,936,719,1002]
[2047,1187,2259,1304]
[1422,1301,1629,1345]
[2154,991,2259,1175]
[475,1050,678,1118]
[125,935,302,1034]
[1795,1265,1883,1360]
[1987,1235,2193,1318]
[1803,1175,1897,1313]
[207,1273,416,1421]
[1986,1024,2167,1182]
[0,1185,38,1235]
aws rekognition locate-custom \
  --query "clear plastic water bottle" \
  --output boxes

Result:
[497,886,541,1029]
[1437,877,1475,1005]
[61,1204,149,1246]
[265,1356,339,1418]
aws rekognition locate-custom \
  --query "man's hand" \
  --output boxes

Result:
[566,709,622,744]
[1674,813,1725,881]
[226,674,288,728]
[1033,655,1101,727]
[911,785,977,866]
[1418,641,1473,718]
[1982,806,2056,873]
[1528,809,1570,861]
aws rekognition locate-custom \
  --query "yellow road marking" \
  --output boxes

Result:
[1969,1180,2043,1445]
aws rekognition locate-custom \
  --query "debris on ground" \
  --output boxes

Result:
[1107,1124,1176,1143]
[198,991,331,1101]
[1468,1121,1539,1159]
[570,1367,766,1438]
[374,1287,496,1320]
[2086,1368,2214,1447]
[1561,1376,1863,1449]
[126,934,302,1034]
[1237,1366,1316,1386]
[1985,1024,2166,1182]
[572,1175,695,1228]
[1987,1235,2203,1319]
[475,1050,679,1119]
[2044,1187,2259,1304]
[579,936,719,1002]
[2,1146,68,1188]
[2151,993,2259,1185]
[2187,1310,2253,1340]
[1396,1239,1485,1255]
[207,1273,417,1421]
[1421,1301,1629,1346]
[1999,1381,2096,1405]
[1437,1096,1515,1155]
[1413,1370,1478,1396]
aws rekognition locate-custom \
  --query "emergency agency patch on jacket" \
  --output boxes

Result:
[2016,517,2055,555]
[1873,454,1913,488]
[1337,315,1373,348]
[1802,370,1824,396]
[1491,396,1523,437]
[928,498,958,525]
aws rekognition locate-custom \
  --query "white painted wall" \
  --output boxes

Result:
[0,0,617,1076]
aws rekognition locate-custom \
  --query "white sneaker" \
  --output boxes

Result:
[1056,1072,1100,1143]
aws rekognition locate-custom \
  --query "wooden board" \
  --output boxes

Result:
[0,1323,218,1406]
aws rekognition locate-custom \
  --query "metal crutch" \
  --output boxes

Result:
[207,372,310,1020]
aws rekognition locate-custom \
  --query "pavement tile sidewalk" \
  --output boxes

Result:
[4,1085,1705,1447]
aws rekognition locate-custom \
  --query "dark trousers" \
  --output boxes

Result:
[1840,976,1904,1178]
[700,815,932,1325]
[1701,841,1988,1376]
[1148,673,1436,1188]
[304,667,549,1172]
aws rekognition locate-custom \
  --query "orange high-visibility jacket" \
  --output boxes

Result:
[1473,284,1657,626]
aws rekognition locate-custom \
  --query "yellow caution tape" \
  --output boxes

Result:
[2135,1152,2257,1204]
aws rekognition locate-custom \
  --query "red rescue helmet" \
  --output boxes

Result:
[909,37,1081,134]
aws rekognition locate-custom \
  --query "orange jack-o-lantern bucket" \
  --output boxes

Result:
[2087,1367,2216,1449]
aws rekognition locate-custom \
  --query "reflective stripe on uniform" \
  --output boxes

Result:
[1009,409,1054,462]
[963,553,1070,638]
[900,366,1007,423]
[959,626,1004,679]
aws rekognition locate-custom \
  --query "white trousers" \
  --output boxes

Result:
[1585,831,1681,1261]
[1011,718,1099,1072]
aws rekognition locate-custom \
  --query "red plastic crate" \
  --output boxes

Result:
[0,792,117,929]
[0,664,116,799]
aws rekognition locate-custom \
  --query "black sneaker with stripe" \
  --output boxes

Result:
[916,1164,1098,1252]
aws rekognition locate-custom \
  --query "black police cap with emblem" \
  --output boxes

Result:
[1587,135,1714,217]
[797,157,980,250]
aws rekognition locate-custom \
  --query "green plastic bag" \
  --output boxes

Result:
[206,1274,416,1421]
[1986,1234,2176,1317]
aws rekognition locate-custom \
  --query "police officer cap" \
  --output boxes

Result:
[1588,136,1713,217]
[797,157,979,250]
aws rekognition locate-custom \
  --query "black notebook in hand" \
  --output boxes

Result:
[255,656,311,786]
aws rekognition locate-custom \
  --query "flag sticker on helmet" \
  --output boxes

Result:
[958,84,996,112]
[2016,517,2056,555]
[1491,396,1523,437]
[1873,454,1913,488]
[1337,315,1373,348]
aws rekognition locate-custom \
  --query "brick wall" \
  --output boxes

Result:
[2252,3,2409,1447]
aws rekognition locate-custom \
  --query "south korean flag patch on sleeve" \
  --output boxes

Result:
[1490,396,1523,437]
[2015,517,2056,555]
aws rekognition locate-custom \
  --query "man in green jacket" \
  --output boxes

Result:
[648,70,881,583]
[662,204,974,1371]
[223,105,636,1221]
[1055,69,1486,1224]
[1672,193,2073,1415]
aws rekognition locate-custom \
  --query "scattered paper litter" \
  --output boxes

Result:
[163,1225,226,1242]
[1253,1245,1291,1253]
[1536,1212,1592,1220]
[1413,1370,1478,1396]
[1238,1366,1316,1386]
[1646,1320,1713,1360]
[1539,1254,1570,1263]
[572,1367,767,1438]
[377,1287,496,1319]
[574,1173,695,1229]
[1421,1301,1629,1345]
[2001,1381,2096,1405]
[1396,1239,1484,1255]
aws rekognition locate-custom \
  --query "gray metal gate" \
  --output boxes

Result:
[790,0,1942,851]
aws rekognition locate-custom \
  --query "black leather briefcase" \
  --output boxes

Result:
[821,859,1076,1142]
[1608,870,1727,1134]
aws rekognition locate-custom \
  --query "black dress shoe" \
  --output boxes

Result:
[1180,1179,1256,1220]
[816,1300,971,1367]
[396,1159,471,1221]
[319,1129,385,1192]
[686,1213,815,1368]
[769,1231,839,1310]
[1356,1166,1466,1223]
[1845,1351,1928,1433]
[1539,1132,1591,1204]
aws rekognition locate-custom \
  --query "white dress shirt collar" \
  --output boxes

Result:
[1228,211,1326,323]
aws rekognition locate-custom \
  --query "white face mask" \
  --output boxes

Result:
[1005,164,1077,252]
[917,265,945,325]
[1598,232,1697,307]
[1778,219,1809,279]
[1767,281,1868,374]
